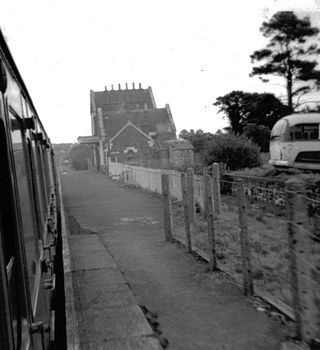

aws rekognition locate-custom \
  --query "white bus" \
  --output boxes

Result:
[269,113,320,170]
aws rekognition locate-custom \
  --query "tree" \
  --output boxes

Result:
[69,144,92,170]
[214,91,248,135]
[243,92,291,129]
[179,129,215,168]
[214,90,290,134]
[299,104,320,113]
[250,11,320,110]
[179,129,214,154]
[243,124,270,152]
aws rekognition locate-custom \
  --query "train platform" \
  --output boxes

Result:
[61,169,290,350]
[61,186,162,349]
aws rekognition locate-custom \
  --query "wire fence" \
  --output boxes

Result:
[161,165,320,344]
[109,161,320,343]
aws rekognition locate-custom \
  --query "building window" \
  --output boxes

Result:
[127,150,135,160]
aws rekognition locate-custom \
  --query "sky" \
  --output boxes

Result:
[0,0,319,143]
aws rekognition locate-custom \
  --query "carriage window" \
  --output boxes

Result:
[43,147,51,198]
[290,124,319,141]
[9,111,38,294]
[36,145,48,209]
[21,95,28,118]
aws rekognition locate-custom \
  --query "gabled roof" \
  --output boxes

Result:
[110,121,154,143]
[103,108,176,139]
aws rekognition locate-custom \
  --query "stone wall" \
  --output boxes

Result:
[164,139,194,170]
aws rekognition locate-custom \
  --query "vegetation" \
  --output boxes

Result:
[52,143,73,167]
[210,12,320,156]
[213,91,290,150]
[242,124,270,152]
[172,196,292,308]
[204,133,261,170]
[179,130,261,170]
[182,12,320,171]
[178,129,214,161]
[69,144,92,170]
[250,11,320,110]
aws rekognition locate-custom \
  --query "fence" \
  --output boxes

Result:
[109,162,183,200]
[109,161,320,344]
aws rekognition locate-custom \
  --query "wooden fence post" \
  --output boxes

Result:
[187,167,195,223]
[161,174,173,242]
[285,178,319,342]
[212,163,221,215]
[181,173,192,253]
[203,167,208,219]
[205,172,217,270]
[237,179,254,297]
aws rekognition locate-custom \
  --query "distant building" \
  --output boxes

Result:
[78,83,193,171]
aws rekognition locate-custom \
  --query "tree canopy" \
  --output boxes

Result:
[213,90,290,134]
[179,129,214,154]
[250,11,320,109]
[213,91,247,135]
[69,144,92,170]
[213,90,291,151]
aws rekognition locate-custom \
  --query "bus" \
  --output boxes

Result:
[269,113,320,171]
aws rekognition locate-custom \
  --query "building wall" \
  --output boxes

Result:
[168,148,194,170]
[88,85,180,170]
[110,125,154,164]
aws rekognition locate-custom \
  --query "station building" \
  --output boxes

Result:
[78,83,193,171]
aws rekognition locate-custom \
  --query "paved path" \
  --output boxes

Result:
[62,170,288,350]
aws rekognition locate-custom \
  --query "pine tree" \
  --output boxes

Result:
[250,11,320,110]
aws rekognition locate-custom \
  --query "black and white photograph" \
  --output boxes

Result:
[0,1,320,349]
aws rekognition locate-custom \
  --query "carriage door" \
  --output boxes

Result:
[0,117,16,349]
[9,107,54,349]
[0,110,31,349]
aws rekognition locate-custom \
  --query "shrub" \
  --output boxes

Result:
[204,133,261,170]
[69,144,92,170]
[243,123,271,152]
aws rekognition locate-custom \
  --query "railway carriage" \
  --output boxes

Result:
[0,29,60,349]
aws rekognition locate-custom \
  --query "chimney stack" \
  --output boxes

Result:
[118,84,121,90]
[132,82,135,89]
[104,85,107,91]
[125,83,128,90]
[139,83,142,89]
[111,85,114,91]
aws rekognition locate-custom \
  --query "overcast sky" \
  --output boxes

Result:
[0,0,319,143]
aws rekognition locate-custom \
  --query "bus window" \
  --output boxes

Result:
[271,119,288,138]
[290,124,319,141]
